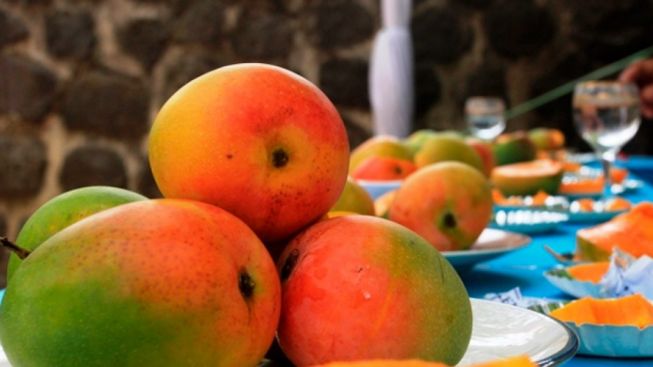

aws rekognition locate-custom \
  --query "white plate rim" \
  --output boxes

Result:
[466,299,579,366]
[444,228,532,258]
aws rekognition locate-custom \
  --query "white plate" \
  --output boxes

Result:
[491,210,569,234]
[460,299,578,366]
[543,270,603,299]
[444,228,532,270]
[0,300,577,367]
[356,179,402,199]
[567,209,627,223]
[0,345,7,367]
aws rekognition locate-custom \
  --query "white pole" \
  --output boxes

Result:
[369,0,414,138]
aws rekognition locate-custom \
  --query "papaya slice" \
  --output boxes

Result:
[559,178,602,195]
[605,197,631,212]
[560,168,629,195]
[566,262,610,283]
[550,294,653,328]
[576,202,653,261]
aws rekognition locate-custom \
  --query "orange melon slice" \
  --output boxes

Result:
[566,262,610,283]
[576,202,653,261]
[550,294,653,328]
[491,159,563,196]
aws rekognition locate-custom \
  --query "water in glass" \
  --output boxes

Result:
[572,81,640,197]
[573,98,641,155]
[466,97,506,141]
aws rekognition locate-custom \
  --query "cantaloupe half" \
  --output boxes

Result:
[550,294,653,328]
[491,159,563,196]
[576,202,653,261]
[315,355,535,367]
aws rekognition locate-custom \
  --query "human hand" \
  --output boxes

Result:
[619,58,653,119]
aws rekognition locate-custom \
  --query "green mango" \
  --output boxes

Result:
[414,134,484,172]
[7,186,146,281]
[492,132,537,166]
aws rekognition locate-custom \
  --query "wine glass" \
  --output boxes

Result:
[572,81,641,197]
[465,96,506,141]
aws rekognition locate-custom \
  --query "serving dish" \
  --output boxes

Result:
[444,228,531,271]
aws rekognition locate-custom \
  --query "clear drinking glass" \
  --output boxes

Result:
[465,96,506,141]
[572,81,641,197]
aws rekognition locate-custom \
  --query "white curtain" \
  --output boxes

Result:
[369,0,414,138]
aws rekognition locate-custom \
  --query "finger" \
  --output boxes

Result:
[642,85,653,119]
[642,105,653,119]
[641,84,653,103]
[619,61,642,83]
[620,59,653,84]
[639,84,653,119]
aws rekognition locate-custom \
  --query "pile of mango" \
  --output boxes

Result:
[0,64,537,367]
[348,127,567,198]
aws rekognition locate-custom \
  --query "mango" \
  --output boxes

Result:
[352,156,416,181]
[148,63,349,246]
[350,136,413,172]
[528,128,565,151]
[492,132,536,166]
[331,177,375,215]
[390,162,492,251]
[414,134,484,172]
[0,199,280,367]
[277,215,472,366]
[466,138,495,177]
[402,129,462,156]
[7,186,146,282]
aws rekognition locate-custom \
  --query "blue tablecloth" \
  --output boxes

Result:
[462,156,653,366]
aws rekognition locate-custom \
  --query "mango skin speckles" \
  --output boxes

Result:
[0,199,281,367]
[148,63,350,247]
[277,215,472,367]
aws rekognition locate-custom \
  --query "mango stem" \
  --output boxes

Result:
[0,237,31,260]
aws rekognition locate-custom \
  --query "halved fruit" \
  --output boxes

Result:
[550,294,653,328]
[566,262,610,283]
[576,202,653,261]
[491,159,563,196]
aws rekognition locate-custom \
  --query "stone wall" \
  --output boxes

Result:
[1,0,652,283]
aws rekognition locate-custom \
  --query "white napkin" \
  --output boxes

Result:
[484,287,561,309]
[599,248,653,299]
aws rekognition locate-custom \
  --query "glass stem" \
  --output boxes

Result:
[600,149,618,198]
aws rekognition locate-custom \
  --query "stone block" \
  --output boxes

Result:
[484,0,555,59]
[61,70,150,140]
[319,58,369,109]
[59,145,128,191]
[412,7,473,65]
[0,53,57,122]
[0,135,47,198]
[45,8,95,59]
[0,7,29,47]
[117,17,170,69]
[313,0,374,49]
